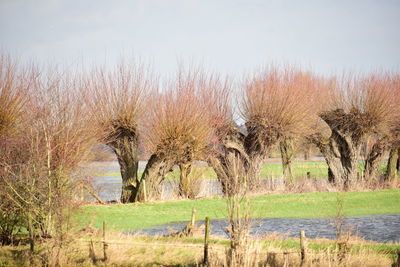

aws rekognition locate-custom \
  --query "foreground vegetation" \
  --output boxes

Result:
[1,233,398,267]
[77,189,400,231]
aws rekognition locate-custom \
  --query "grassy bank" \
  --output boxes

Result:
[76,189,400,231]
[2,234,398,266]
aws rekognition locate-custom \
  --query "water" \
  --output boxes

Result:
[81,160,330,201]
[127,214,400,243]
[82,159,335,201]
[81,161,400,243]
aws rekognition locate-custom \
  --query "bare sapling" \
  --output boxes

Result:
[332,193,352,263]
[222,155,259,267]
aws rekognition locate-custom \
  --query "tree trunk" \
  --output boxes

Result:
[385,147,399,181]
[134,153,174,202]
[246,155,264,191]
[108,135,139,203]
[328,167,335,183]
[312,130,361,189]
[364,139,387,181]
[280,137,294,184]
[178,162,193,198]
[304,145,310,161]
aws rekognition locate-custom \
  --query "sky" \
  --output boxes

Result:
[0,0,399,77]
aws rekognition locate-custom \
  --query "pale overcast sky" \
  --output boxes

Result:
[0,0,399,76]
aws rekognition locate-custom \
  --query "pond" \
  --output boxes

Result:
[127,214,400,243]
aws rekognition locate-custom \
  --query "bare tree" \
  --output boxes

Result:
[140,69,213,200]
[87,65,217,201]
[207,66,314,192]
[309,73,394,188]
[85,63,153,203]
[383,75,400,182]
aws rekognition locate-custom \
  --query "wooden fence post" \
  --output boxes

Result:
[203,217,210,265]
[191,208,196,227]
[89,239,96,264]
[300,230,306,265]
[103,221,108,262]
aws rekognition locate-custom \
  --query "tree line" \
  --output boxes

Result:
[1,54,399,245]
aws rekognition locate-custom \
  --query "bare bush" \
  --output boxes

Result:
[1,64,97,266]
[0,55,30,245]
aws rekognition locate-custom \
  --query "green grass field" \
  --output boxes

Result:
[76,189,400,231]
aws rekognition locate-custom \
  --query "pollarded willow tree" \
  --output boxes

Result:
[141,70,213,200]
[86,63,153,203]
[243,68,316,186]
[275,72,318,184]
[88,65,215,202]
[207,66,314,193]
[308,73,395,188]
[363,74,400,182]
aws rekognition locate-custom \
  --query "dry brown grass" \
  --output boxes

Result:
[0,230,397,267]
